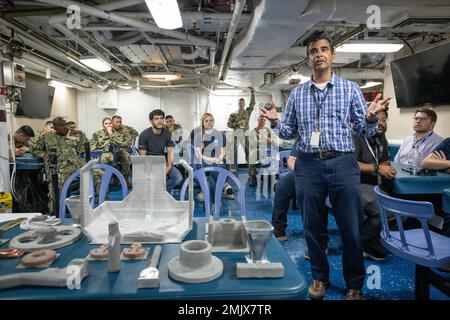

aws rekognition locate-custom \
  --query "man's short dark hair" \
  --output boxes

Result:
[52,116,65,127]
[44,120,53,126]
[165,115,174,120]
[112,115,122,121]
[306,33,334,58]
[16,125,35,138]
[149,109,165,120]
[415,108,437,123]
[66,121,76,126]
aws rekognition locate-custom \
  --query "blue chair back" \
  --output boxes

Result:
[180,166,245,218]
[373,185,442,264]
[59,164,128,220]
[130,145,139,156]
[185,143,201,168]
[59,170,95,219]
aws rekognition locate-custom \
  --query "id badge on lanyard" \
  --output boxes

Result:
[310,85,329,148]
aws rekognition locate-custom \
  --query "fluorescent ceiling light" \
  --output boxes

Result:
[80,57,111,72]
[336,40,404,53]
[49,80,74,88]
[145,0,183,30]
[142,72,181,82]
[360,81,383,89]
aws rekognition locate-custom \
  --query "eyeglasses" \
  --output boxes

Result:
[412,116,430,122]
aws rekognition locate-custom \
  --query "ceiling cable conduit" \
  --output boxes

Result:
[0,8,66,18]
[35,0,218,50]
[88,1,145,52]
[0,17,110,83]
[95,0,145,11]
[101,33,144,47]
[83,26,139,31]
[113,10,251,25]
[180,48,202,61]
[48,21,133,80]
[15,55,93,88]
[217,0,245,80]
[110,31,141,41]
[1,53,92,90]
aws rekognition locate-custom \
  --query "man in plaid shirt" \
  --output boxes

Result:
[261,34,390,300]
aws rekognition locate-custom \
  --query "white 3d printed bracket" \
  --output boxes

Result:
[78,156,194,244]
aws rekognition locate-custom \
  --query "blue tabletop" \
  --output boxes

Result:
[0,219,307,300]
[392,162,450,194]
[12,153,43,171]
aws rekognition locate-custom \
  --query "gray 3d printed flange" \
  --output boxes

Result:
[9,226,82,252]
[168,240,223,284]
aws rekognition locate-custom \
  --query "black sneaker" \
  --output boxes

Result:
[363,240,388,261]
[273,228,288,241]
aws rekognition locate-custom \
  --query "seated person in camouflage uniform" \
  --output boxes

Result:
[91,116,138,187]
[41,120,55,134]
[8,125,35,158]
[66,121,89,149]
[30,117,86,212]
[247,114,275,187]
[164,115,183,142]
[226,88,255,174]
[28,120,54,150]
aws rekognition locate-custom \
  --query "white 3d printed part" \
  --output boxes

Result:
[78,156,194,244]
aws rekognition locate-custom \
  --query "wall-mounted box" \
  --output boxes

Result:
[0,62,26,88]
[98,89,118,109]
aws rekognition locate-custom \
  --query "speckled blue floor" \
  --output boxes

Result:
[109,169,449,300]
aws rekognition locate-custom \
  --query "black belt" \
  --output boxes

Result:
[302,151,353,160]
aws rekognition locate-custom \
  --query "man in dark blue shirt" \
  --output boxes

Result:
[138,109,183,192]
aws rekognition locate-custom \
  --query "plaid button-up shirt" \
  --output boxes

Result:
[274,73,377,153]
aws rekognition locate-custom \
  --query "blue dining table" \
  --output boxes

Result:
[391,162,450,195]
[0,218,307,300]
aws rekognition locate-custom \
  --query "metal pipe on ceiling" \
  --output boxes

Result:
[102,33,144,47]
[0,8,66,17]
[0,17,110,83]
[96,0,145,11]
[35,0,217,50]
[217,0,245,81]
[49,22,133,80]
[83,26,139,31]
[16,54,93,88]
[114,11,251,25]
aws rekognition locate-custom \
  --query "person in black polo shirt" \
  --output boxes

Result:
[353,109,397,261]
[138,109,183,192]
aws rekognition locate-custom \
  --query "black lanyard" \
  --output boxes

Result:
[310,84,331,132]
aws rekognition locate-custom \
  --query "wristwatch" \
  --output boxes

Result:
[373,163,379,174]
